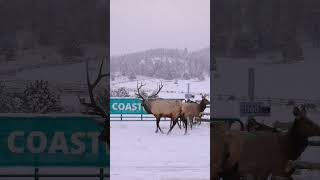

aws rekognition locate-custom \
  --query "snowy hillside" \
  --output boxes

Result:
[111,75,210,99]
[111,47,210,81]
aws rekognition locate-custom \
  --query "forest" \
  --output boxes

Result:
[0,0,107,62]
[212,0,320,60]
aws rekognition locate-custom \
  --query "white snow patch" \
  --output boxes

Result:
[110,121,210,180]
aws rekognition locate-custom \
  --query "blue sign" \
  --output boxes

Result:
[240,102,271,117]
[0,116,109,167]
[110,98,147,114]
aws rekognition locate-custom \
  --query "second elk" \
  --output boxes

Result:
[175,95,210,135]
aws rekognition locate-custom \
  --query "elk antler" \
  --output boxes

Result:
[149,81,163,98]
[136,82,146,99]
[79,56,109,146]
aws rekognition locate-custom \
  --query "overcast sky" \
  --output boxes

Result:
[111,0,210,56]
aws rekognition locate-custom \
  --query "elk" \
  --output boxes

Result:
[78,57,109,148]
[218,106,320,180]
[176,95,210,134]
[136,82,183,134]
[211,119,246,180]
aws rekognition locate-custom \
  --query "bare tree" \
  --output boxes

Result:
[79,56,109,148]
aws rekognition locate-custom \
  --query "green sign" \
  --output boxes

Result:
[110,98,147,114]
[0,116,109,167]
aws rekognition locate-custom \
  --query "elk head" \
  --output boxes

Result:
[135,82,163,114]
[199,94,210,112]
[292,105,320,138]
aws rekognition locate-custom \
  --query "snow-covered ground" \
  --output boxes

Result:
[110,121,210,180]
[110,75,210,179]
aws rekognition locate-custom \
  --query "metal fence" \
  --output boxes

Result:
[0,168,109,180]
[110,105,210,121]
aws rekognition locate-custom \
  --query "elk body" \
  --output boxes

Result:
[136,82,183,134]
[217,106,320,180]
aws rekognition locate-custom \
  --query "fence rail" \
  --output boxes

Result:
[0,168,109,180]
[110,105,210,121]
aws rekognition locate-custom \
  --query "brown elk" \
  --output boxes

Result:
[78,57,109,148]
[177,95,210,134]
[211,119,246,180]
[218,106,320,180]
[136,82,183,134]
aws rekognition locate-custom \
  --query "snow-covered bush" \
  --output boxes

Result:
[111,87,130,97]
[0,82,24,113]
[22,80,63,113]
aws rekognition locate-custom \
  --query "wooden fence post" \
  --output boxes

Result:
[99,168,104,180]
[34,168,39,180]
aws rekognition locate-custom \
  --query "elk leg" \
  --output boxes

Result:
[177,119,182,129]
[167,119,178,135]
[184,118,188,135]
[155,117,163,133]
[158,119,164,134]
[190,117,193,130]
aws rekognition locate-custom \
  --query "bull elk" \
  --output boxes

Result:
[217,106,320,180]
[78,57,109,148]
[136,82,183,134]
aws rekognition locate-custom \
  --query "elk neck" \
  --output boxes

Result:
[287,120,309,160]
[199,100,207,112]
[141,99,153,114]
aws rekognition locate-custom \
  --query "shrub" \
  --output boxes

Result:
[111,87,130,97]
[22,80,62,113]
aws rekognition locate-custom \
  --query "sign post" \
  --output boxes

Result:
[240,68,271,118]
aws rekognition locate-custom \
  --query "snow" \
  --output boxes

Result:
[110,121,210,180]
[110,74,210,179]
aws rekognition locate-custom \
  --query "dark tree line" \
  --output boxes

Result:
[213,0,320,59]
[111,47,210,80]
[0,0,107,61]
